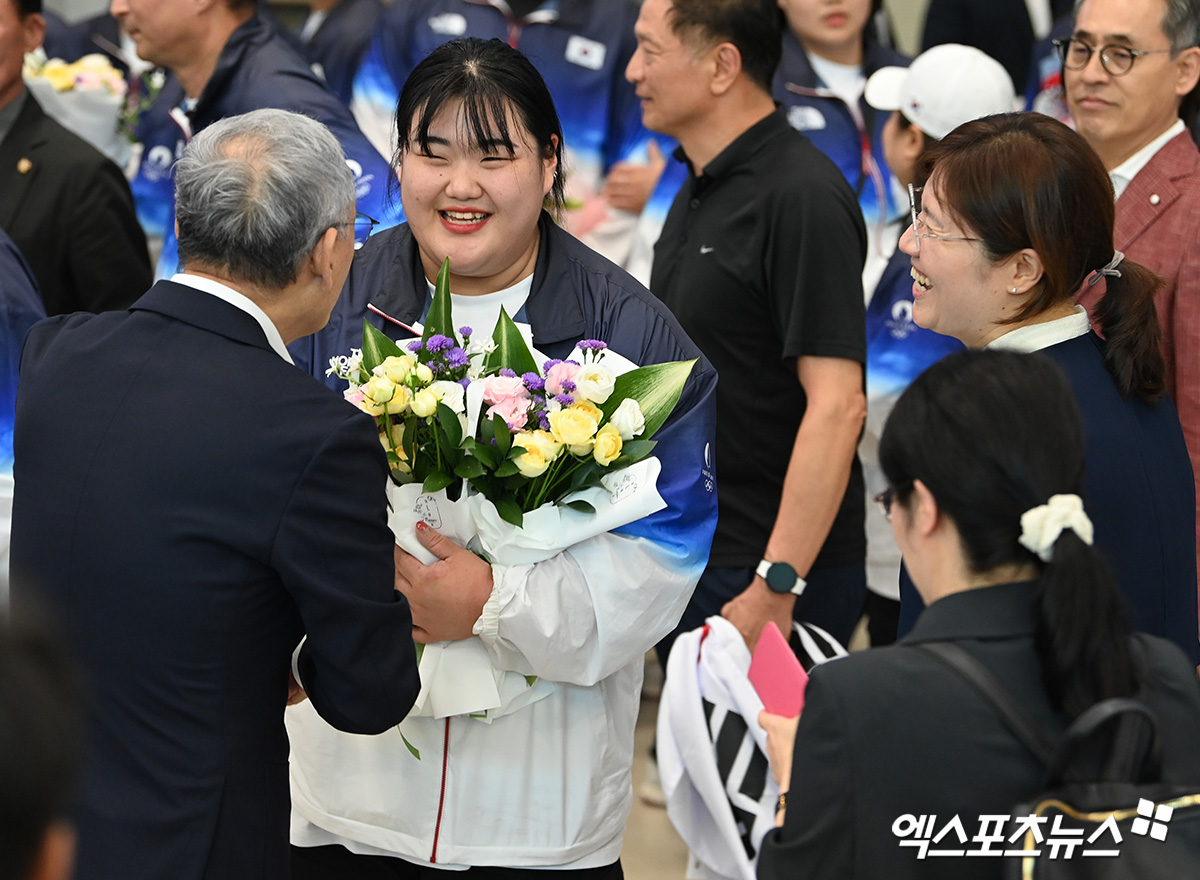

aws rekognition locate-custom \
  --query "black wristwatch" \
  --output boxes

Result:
[756,558,806,596]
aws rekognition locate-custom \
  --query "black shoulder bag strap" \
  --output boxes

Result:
[916,642,1055,765]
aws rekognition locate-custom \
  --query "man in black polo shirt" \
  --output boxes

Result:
[629,0,867,658]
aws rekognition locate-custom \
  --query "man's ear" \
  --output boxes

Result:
[710,43,743,96]
[23,12,46,54]
[308,226,341,286]
[26,822,75,880]
[1173,46,1200,98]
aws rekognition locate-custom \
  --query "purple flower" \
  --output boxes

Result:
[445,348,469,368]
[458,326,473,338]
[538,412,551,431]
[459,378,471,390]
[407,340,423,352]
[578,339,607,351]
[542,358,563,372]
[555,393,574,406]
[522,372,545,391]
[499,368,517,378]
[561,380,576,393]
[426,334,453,352]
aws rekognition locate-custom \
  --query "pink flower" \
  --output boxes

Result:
[486,396,532,431]
[481,375,528,404]
[344,387,368,410]
[545,361,580,396]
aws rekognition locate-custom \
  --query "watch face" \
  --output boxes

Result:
[766,561,798,593]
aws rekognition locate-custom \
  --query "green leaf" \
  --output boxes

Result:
[562,499,596,514]
[600,359,696,442]
[471,441,499,469]
[482,306,539,376]
[422,471,456,493]
[494,460,520,478]
[422,258,455,343]
[494,498,525,528]
[396,726,421,760]
[454,458,486,479]
[614,439,657,461]
[362,321,406,374]
[492,414,513,456]
[436,402,463,448]
[523,675,538,688]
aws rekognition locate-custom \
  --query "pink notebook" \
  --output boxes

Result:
[748,621,809,718]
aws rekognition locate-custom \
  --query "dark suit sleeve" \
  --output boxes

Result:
[65,154,151,313]
[757,668,856,880]
[275,408,419,735]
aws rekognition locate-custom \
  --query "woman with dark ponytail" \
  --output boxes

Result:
[893,113,1197,664]
[757,349,1200,880]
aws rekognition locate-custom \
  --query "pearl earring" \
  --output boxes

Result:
[1011,287,1018,294]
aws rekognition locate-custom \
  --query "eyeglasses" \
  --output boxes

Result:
[333,213,380,250]
[1053,37,1170,77]
[908,184,979,256]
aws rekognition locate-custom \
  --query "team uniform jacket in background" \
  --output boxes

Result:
[287,213,719,868]
[348,0,680,273]
[129,13,402,279]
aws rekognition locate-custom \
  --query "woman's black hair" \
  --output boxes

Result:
[879,349,1140,721]
[391,37,567,215]
[915,113,1166,403]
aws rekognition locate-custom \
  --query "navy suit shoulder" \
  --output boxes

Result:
[1038,333,1198,662]
[11,282,417,880]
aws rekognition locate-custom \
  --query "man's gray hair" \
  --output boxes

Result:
[1073,0,1200,55]
[174,109,357,290]
[1161,0,1200,54]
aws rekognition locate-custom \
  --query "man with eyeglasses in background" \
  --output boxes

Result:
[1063,0,1200,639]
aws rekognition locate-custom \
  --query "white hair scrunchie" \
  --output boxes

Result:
[1018,494,1095,562]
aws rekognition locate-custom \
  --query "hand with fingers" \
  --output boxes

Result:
[393,521,494,644]
[601,139,667,214]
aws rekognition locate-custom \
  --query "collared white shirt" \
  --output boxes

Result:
[171,273,294,364]
[1110,119,1186,200]
[986,305,1091,353]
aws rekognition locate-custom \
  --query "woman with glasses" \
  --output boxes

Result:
[285,36,718,880]
[892,112,1197,666]
[756,348,1200,880]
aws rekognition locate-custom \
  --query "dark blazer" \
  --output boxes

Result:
[758,581,1200,880]
[9,280,420,880]
[0,91,150,316]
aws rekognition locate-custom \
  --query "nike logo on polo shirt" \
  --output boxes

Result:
[700,246,715,254]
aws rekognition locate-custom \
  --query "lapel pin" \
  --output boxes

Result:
[1150,193,1161,205]
[17,157,32,174]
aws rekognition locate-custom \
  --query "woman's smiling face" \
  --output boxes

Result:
[898,176,1018,349]
[399,98,558,296]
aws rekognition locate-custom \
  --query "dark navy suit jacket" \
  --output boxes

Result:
[10,280,420,880]
[899,334,1199,664]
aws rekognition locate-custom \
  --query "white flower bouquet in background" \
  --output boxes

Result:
[23,50,130,167]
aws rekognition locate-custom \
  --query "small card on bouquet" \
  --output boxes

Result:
[748,621,809,718]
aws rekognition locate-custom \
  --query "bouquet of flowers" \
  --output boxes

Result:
[329,260,695,727]
[23,50,131,168]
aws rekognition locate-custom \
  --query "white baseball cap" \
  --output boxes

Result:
[864,44,1018,141]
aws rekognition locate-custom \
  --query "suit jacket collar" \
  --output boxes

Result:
[902,581,1040,643]
[0,91,50,231]
[130,280,276,354]
[1115,130,1200,250]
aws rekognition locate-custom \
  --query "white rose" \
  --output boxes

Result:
[428,380,466,413]
[410,388,438,418]
[608,398,645,440]
[573,363,615,404]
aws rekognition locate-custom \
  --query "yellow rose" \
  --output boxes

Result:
[548,407,598,448]
[359,376,396,416]
[377,355,416,384]
[410,388,438,418]
[572,401,603,422]
[414,363,434,384]
[592,423,623,466]
[513,430,561,478]
[44,62,75,91]
[380,421,412,475]
[385,384,413,414]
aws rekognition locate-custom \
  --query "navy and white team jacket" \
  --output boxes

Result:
[773,32,908,236]
[129,13,402,278]
[286,213,719,868]
[349,0,679,272]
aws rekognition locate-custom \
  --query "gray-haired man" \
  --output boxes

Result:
[9,108,419,880]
